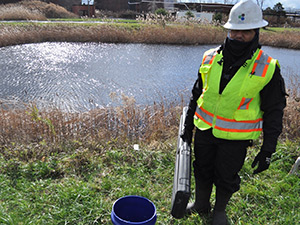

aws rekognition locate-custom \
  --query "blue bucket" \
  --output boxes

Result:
[111,195,157,225]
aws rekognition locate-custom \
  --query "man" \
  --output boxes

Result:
[181,0,287,224]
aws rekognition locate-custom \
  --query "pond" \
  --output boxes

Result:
[0,42,299,111]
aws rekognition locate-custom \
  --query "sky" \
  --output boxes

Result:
[178,0,300,10]
[81,0,94,5]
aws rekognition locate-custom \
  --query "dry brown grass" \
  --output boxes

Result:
[1,22,300,49]
[0,4,46,21]
[0,0,77,20]
[0,95,182,146]
[0,23,227,48]
[1,75,299,147]
[282,74,300,140]
[19,0,77,19]
[260,29,300,49]
[0,1,299,49]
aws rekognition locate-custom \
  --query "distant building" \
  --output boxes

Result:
[176,11,214,22]
[193,3,233,14]
[286,13,300,22]
[0,0,234,18]
[96,0,129,12]
[72,4,95,17]
[164,0,176,11]
[81,0,94,5]
[128,1,233,14]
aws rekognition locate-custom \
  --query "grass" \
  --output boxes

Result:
[0,0,77,20]
[0,82,299,224]
[0,22,228,48]
[0,138,299,224]
[0,19,300,49]
[260,27,300,49]
[0,1,300,49]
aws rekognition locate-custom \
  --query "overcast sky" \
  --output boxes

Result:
[178,0,300,10]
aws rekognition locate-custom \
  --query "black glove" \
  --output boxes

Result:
[251,151,272,174]
[180,126,193,145]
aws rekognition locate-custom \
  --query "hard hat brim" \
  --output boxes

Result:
[223,20,268,30]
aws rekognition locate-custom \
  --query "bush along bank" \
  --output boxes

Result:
[1,22,300,49]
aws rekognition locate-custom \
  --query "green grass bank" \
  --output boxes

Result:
[1,0,300,49]
[0,138,299,224]
[1,22,300,49]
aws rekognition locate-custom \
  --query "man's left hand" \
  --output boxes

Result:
[251,151,272,174]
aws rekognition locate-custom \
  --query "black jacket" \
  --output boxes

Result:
[184,46,287,153]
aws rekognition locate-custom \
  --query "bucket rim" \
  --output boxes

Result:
[112,195,157,225]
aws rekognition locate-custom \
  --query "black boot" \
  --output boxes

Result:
[212,190,232,225]
[186,179,212,215]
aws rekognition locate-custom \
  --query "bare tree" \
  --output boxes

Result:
[148,0,158,13]
[256,0,264,9]
[223,0,239,4]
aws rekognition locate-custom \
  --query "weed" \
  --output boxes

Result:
[0,0,77,20]
[0,139,298,224]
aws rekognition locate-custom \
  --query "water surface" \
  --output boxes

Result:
[0,43,298,111]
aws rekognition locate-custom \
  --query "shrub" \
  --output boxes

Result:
[155,8,168,16]
[213,12,222,23]
[0,0,78,20]
[0,5,46,20]
[185,10,195,19]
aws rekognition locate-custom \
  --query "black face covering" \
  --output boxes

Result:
[222,29,260,68]
[219,29,260,94]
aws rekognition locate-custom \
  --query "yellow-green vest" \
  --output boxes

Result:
[194,47,279,140]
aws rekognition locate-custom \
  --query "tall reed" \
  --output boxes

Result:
[1,76,299,149]
[260,29,300,49]
[282,73,300,140]
[0,4,46,21]
[0,0,77,20]
[1,22,300,49]
[0,23,227,48]
[0,96,182,147]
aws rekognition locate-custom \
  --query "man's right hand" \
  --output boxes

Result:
[181,127,193,145]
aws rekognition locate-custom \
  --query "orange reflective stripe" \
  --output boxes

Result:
[215,115,263,132]
[195,111,213,126]
[256,49,263,60]
[251,50,262,74]
[202,50,217,65]
[238,98,246,110]
[261,56,272,77]
[195,105,263,133]
[237,97,253,110]
[251,50,273,77]
[251,63,257,74]
[216,115,263,123]
[214,126,262,133]
[209,55,216,64]
[195,106,214,126]
[200,106,214,117]
[202,55,208,64]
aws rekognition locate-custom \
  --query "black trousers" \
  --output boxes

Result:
[193,128,251,194]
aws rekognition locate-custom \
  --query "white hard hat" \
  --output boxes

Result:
[224,0,268,30]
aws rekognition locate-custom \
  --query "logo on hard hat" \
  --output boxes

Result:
[238,13,245,21]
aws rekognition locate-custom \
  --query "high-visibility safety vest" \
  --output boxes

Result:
[194,47,279,140]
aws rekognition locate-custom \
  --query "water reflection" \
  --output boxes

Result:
[0,43,298,111]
